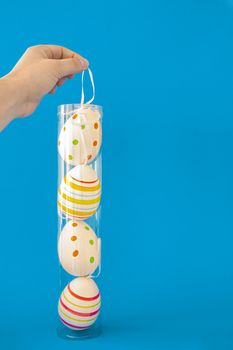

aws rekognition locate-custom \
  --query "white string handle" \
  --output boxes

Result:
[80,68,95,105]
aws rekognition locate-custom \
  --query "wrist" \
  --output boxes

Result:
[0,72,27,130]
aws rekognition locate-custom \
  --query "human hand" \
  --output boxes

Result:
[0,45,89,129]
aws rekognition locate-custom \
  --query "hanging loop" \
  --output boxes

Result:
[80,68,95,105]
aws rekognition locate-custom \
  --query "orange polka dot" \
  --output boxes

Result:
[72,114,78,120]
[58,140,60,146]
[94,122,98,129]
[71,236,77,241]
[72,222,78,227]
[63,126,66,132]
[93,140,98,147]
[72,250,79,257]
[87,154,92,160]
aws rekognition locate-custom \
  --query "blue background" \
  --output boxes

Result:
[0,0,233,349]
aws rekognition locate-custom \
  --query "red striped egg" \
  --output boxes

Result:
[58,165,101,220]
[58,277,101,330]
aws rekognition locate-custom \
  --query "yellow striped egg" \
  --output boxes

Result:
[58,220,100,276]
[58,277,101,330]
[58,165,101,220]
[58,107,102,165]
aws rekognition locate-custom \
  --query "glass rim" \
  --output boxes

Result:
[57,103,103,115]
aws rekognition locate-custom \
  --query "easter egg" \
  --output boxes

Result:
[58,106,102,165]
[58,165,101,220]
[58,220,100,276]
[58,277,101,330]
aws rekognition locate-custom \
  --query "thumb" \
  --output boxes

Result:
[55,57,89,78]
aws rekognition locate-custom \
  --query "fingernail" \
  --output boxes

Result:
[78,58,89,69]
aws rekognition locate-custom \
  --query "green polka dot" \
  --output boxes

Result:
[68,154,73,160]
[85,226,90,231]
[81,124,85,130]
[89,239,94,245]
[72,139,79,145]
[90,257,95,263]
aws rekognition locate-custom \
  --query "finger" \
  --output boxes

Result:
[60,74,74,80]
[57,75,74,87]
[57,78,65,87]
[40,45,87,61]
[49,87,56,94]
[55,57,89,78]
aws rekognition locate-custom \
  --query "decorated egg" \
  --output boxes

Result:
[58,165,101,220]
[58,220,100,276]
[58,277,101,330]
[58,106,102,165]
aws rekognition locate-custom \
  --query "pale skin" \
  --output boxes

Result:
[0,45,89,131]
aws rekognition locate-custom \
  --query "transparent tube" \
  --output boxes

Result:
[57,104,102,339]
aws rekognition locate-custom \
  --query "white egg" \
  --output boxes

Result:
[58,165,101,220]
[58,220,100,276]
[58,106,102,165]
[58,277,101,330]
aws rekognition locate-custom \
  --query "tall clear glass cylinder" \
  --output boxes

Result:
[57,104,102,339]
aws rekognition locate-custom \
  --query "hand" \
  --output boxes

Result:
[0,45,89,130]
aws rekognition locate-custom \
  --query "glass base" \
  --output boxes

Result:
[57,321,102,340]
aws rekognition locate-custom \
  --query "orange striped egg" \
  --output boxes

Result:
[58,277,101,330]
[58,107,102,165]
[58,165,101,220]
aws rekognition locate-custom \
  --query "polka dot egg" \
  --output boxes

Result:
[58,277,101,330]
[58,106,102,165]
[58,220,100,276]
[58,165,101,220]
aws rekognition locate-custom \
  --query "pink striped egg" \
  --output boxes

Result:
[58,277,101,330]
[58,165,101,220]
